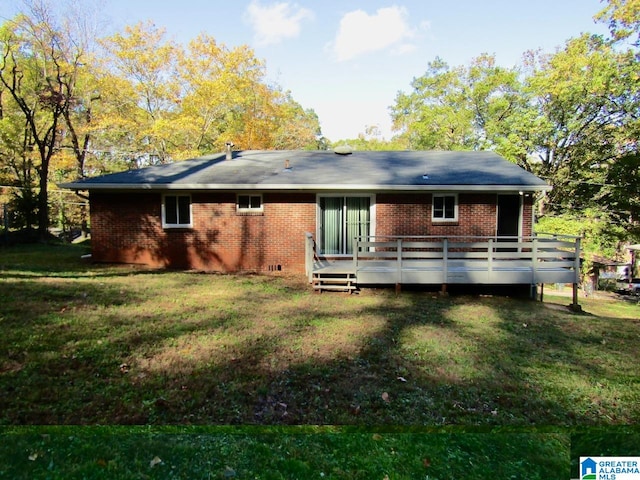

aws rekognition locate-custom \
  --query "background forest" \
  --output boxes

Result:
[0,0,638,263]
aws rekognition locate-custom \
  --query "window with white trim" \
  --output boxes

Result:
[318,195,372,255]
[237,194,263,213]
[162,194,192,228]
[432,194,458,221]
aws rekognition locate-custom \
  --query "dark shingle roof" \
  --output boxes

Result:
[60,150,550,192]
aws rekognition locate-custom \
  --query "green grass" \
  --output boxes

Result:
[1,243,639,426]
[3,244,638,478]
[571,428,640,478]
[0,426,570,479]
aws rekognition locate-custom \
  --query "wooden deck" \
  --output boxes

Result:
[306,234,581,294]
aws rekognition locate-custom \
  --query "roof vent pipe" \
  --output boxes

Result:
[225,142,234,160]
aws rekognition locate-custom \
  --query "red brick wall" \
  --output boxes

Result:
[89,192,316,273]
[90,191,531,273]
[90,192,164,266]
[377,193,499,237]
[522,195,533,237]
[376,194,431,236]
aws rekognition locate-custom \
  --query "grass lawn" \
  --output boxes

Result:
[0,427,572,480]
[2,243,639,478]
[1,243,639,426]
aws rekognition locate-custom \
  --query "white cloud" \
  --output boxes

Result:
[245,1,314,46]
[393,43,417,55]
[331,6,416,62]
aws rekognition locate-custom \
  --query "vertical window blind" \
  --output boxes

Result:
[320,197,370,254]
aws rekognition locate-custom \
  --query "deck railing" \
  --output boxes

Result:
[308,233,582,306]
[307,233,581,285]
[305,232,315,283]
[351,234,581,286]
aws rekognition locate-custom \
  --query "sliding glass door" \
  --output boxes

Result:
[319,196,371,255]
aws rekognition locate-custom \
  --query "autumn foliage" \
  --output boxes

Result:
[0,6,321,235]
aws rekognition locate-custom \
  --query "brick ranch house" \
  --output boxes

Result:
[61,148,581,294]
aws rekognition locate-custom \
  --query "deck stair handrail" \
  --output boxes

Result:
[305,232,315,283]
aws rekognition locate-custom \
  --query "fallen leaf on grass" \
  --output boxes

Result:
[28,453,38,461]
[397,376,407,382]
[149,456,162,468]
[423,457,431,467]
[381,392,390,403]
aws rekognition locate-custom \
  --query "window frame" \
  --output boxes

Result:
[316,194,375,256]
[432,193,458,222]
[162,193,193,229]
[236,193,264,213]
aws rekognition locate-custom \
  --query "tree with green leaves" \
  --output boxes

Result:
[0,94,39,230]
[390,54,527,156]
[391,57,475,150]
[596,0,640,47]
[0,3,90,238]
[525,34,639,240]
[391,31,640,255]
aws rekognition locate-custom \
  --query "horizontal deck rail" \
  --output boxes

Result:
[350,234,581,286]
[308,233,581,307]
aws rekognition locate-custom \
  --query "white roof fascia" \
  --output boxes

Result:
[60,183,552,192]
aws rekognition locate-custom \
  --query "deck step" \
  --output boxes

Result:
[312,272,357,293]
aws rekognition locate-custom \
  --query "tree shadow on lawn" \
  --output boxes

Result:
[177,293,639,426]
[235,294,637,426]
[1,275,638,426]
[0,264,170,280]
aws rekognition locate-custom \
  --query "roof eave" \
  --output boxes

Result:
[59,183,552,192]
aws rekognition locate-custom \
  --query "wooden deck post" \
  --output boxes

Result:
[488,238,494,283]
[571,283,581,311]
[353,237,359,272]
[305,232,314,283]
[570,237,583,312]
[441,238,449,295]
[396,238,402,294]
[532,237,539,285]
[531,237,539,301]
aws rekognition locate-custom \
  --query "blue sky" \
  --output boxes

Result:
[1,0,610,141]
